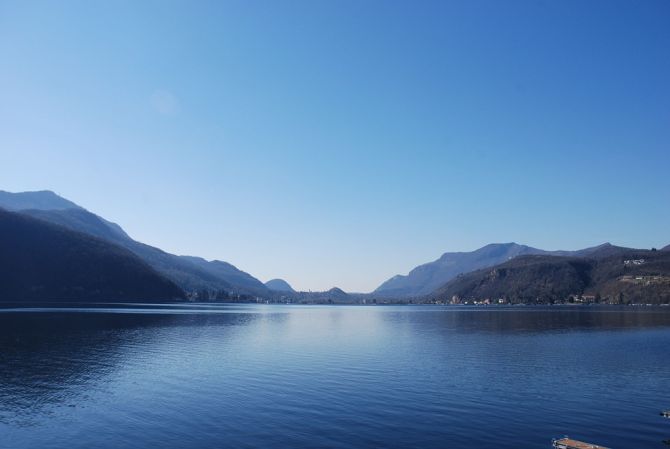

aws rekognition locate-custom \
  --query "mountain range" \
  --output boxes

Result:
[0,190,83,211]
[0,190,269,299]
[433,249,670,305]
[0,208,184,301]
[0,189,667,304]
[374,242,631,297]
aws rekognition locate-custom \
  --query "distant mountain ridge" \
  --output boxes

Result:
[0,190,82,211]
[25,207,130,242]
[0,208,184,301]
[432,249,670,305]
[180,256,268,295]
[265,279,295,292]
[286,286,356,304]
[1,190,664,304]
[326,287,348,299]
[374,242,630,297]
[0,190,269,297]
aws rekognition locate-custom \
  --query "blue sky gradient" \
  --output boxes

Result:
[1,0,669,291]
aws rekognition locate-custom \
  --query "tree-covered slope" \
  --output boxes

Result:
[265,279,295,292]
[0,209,184,302]
[432,250,670,304]
[375,242,633,297]
[1,190,268,296]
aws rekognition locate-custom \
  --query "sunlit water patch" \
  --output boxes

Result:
[1,305,669,449]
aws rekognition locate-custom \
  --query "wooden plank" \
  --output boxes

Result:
[553,437,611,449]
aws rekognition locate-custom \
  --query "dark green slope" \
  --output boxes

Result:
[3,192,268,296]
[24,208,236,292]
[23,208,244,293]
[433,255,593,303]
[374,242,630,297]
[180,256,268,296]
[589,250,670,304]
[25,207,130,242]
[433,250,670,304]
[0,209,184,302]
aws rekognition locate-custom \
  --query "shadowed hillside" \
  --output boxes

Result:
[0,191,269,297]
[0,209,184,302]
[433,250,670,304]
[374,242,629,297]
[265,279,296,292]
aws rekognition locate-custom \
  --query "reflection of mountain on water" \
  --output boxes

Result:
[1,305,670,449]
[0,310,265,424]
[426,307,670,334]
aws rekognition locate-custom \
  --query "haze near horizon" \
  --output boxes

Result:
[1,0,669,291]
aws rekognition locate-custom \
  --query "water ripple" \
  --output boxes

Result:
[1,306,669,448]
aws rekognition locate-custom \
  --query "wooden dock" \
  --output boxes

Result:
[552,437,610,449]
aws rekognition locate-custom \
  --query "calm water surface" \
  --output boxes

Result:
[1,305,669,449]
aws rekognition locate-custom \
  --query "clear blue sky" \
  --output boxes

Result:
[1,0,669,292]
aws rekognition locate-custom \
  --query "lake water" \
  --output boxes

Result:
[1,305,669,449]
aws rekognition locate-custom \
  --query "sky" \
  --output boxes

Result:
[1,0,669,292]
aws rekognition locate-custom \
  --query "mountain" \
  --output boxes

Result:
[180,256,268,296]
[0,208,184,302]
[19,208,235,293]
[432,250,670,305]
[23,207,130,242]
[326,287,349,299]
[265,279,295,292]
[374,242,632,297]
[572,242,633,259]
[0,190,82,211]
[662,245,670,251]
[286,286,354,304]
[433,255,592,304]
[375,243,547,297]
[0,190,269,296]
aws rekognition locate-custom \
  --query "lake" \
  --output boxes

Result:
[1,305,669,449]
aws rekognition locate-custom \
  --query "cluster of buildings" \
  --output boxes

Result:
[448,296,507,305]
[566,294,597,303]
[620,275,670,285]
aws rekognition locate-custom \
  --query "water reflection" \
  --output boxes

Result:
[0,311,262,424]
[1,305,669,449]
[419,306,670,334]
